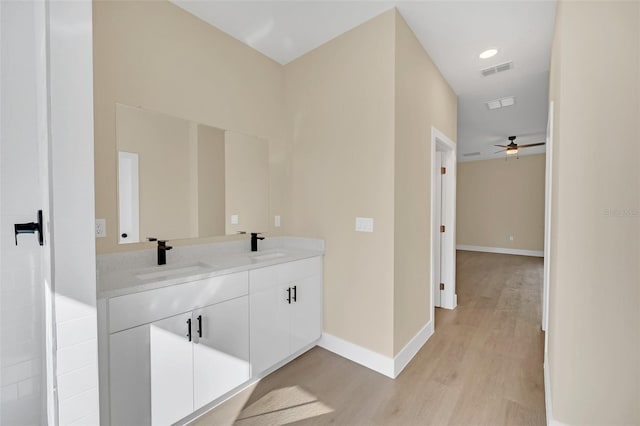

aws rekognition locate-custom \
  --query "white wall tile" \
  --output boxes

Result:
[57,363,98,402]
[68,409,100,426]
[57,339,98,376]
[58,388,99,426]
[55,294,97,324]
[1,384,18,403]
[17,377,41,399]
[47,0,100,423]
[1,359,40,387]
[56,315,97,349]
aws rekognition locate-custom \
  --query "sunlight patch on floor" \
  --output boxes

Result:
[235,386,333,425]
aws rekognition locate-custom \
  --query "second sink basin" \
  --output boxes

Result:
[135,262,211,281]
[251,251,288,261]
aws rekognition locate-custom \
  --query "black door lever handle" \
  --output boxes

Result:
[14,210,43,246]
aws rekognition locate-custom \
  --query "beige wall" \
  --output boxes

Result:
[94,2,457,359]
[548,1,640,424]
[284,10,457,357]
[197,125,225,237]
[93,0,285,253]
[285,10,397,357]
[457,154,545,252]
[224,131,269,235]
[393,13,457,354]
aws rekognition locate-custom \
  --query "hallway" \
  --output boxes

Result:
[192,251,545,425]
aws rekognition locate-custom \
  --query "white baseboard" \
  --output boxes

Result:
[318,333,395,378]
[318,321,434,379]
[394,321,434,376]
[457,245,544,257]
[544,353,568,426]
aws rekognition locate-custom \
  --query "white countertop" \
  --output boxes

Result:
[97,237,324,299]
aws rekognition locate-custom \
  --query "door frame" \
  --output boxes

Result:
[430,127,457,316]
[542,101,554,334]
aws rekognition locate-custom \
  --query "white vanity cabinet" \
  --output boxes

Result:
[249,256,323,375]
[103,272,250,426]
[99,253,323,426]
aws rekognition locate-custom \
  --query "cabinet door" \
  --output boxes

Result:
[150,312,194,426]
[289,274,323,353]
[249,282,289,376]
[193,296,250,410]
[110,325,152,426]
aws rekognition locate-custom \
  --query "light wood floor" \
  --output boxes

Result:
[192,251,545,426]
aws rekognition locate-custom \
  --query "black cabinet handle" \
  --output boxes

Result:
[286,287,292,304]
[292,285,297,302]
[197,315,202,338]
[186,318,192,342]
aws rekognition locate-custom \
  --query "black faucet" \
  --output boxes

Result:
[147,237,173,265]
[250,233,264,252]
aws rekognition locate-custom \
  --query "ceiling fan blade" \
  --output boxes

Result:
[494,144,508,148]
[494,149,506,154]
[519,142,546,148]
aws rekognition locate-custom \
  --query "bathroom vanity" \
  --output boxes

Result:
[97,238,323,426]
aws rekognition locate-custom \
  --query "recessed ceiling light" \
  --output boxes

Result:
[479,49,498,59]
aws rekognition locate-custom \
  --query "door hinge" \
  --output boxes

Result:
[440,225,446,233]
[441,166,446,175]
[440,283,445,291]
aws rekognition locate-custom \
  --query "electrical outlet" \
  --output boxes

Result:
[274,215,281,227]
[509,235,514,241]
[231,214,239,225]
[96,219,106,238]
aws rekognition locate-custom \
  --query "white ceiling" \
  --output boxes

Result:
[171,0,557,162]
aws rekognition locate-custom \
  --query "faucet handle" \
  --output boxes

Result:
[157,240,172,249]
[147,237,158,242]
[236,231,247,235]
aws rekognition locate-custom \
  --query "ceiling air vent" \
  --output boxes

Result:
[463,152,481,157]
[486,96,516,110]
[481,67,496,77]
[480,61,513,77]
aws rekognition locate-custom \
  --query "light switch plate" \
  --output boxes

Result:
[355,217,374,232]
[231,214,239,225]
[95,218,106,238]
[275,215,281,227]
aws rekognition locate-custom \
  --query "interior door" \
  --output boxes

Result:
[150,312,194,426]
[433,151,443,308]
[1,2,51,424]
[193,297,250,410]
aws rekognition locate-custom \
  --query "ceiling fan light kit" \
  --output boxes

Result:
[494,135,545,159]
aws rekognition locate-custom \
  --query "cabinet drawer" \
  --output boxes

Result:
[249,256,322,292]
[109,271,248,333]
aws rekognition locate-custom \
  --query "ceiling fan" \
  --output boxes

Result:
[494,136,545,158]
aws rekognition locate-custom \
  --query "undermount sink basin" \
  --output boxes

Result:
[251,251,288,261]
[135,262,211,280]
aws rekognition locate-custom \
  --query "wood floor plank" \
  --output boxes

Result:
[190,251,546,425]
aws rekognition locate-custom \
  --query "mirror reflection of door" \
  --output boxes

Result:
[118,151,139,243]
